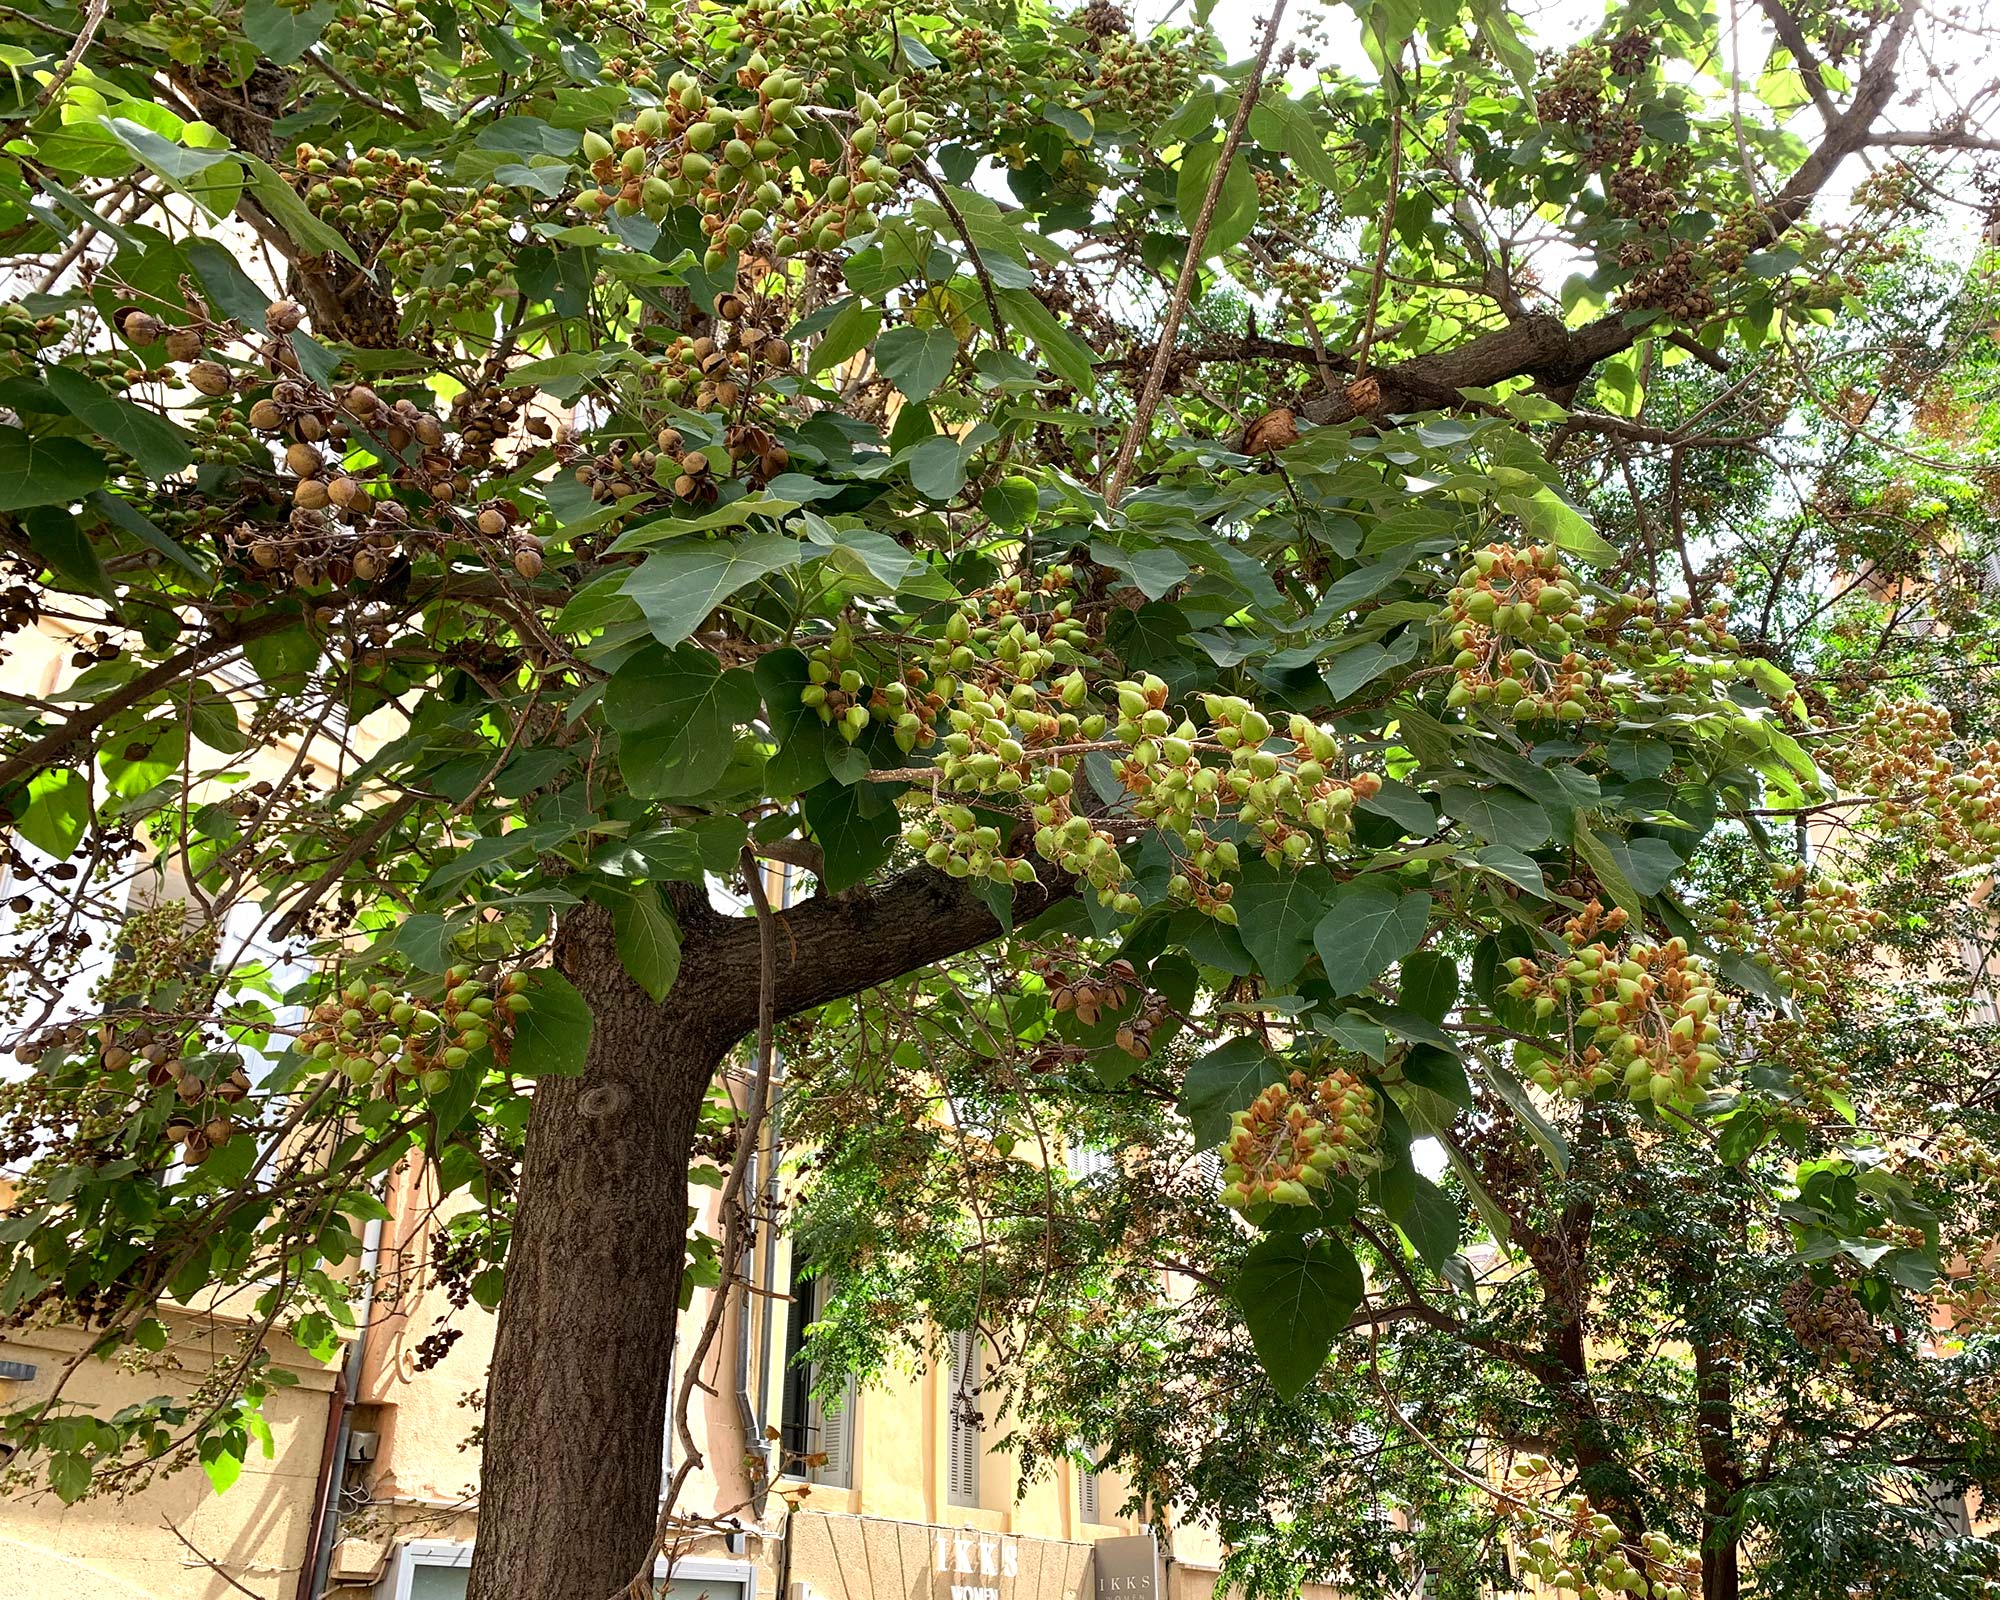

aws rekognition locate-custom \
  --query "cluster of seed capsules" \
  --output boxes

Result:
[1780,1275,1886,1365]
[906,573,1382,920]
[646,286,795,419]
[1219,1066,1382,1210]
[1504,901,1727,1109]
[1506,1465,1697,1600]
[574,57,932,270]
[299,966,531,1097]
[1443,544,1598,722]
[11,1016,255,1167]
[1708,863,1883,1004]
[801,626,942,751]
[1829,698,2000,867]
[293,145,512,318]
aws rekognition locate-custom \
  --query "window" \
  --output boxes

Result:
[946,1329,982,1507]
[778,1252,855,1489]
[1066,1137,1113,1182]
[381,1543,754,1600]
[1077,1452,1101,1523]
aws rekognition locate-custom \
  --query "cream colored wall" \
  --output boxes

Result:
[0,1315,337,1600]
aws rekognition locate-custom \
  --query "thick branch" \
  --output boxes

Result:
[1299,4,1918,430]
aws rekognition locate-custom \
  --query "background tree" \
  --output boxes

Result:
[0,2,1997,1599]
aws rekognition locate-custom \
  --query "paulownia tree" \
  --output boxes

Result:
[0,0,1995,1597]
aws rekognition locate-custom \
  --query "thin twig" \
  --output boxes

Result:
[37,0,108,109]
[1102,1,1289,510]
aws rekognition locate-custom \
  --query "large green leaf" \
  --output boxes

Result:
[802,779,903,893]
[0,428,105,510]
[43,365,192,478]
[1233,1233,1363,1400]
[14,767,91,858]
[1374,1162,1460,1268]
[241,0,336,63]
[511,971,593,1077]
[1231,861,1333,986]
[622,531,804,649]
[807,299,882,374]
[873,323,959,403]
[1178,1036,1282,1147]
[610,885,683,1002]
[1314,880,1432,996]
[605,643,761,800]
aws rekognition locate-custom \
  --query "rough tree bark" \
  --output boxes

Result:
[466,903,742,1600]
[466,865,1068,1600]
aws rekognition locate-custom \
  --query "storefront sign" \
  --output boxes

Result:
[1090,1535,1160,1600]
[787,1512,1091,1600]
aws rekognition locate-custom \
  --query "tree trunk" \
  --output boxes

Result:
[466,905,738,1600]
[1694,1333,1742,1600]
[462,863,1065,1600]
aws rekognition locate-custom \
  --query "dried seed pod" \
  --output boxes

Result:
[413,415,445,448]
[203,1117,233,1146]
[477,507,508,537]
[296,413,327,443]
[186,360,233,397]
[344,384,381,415]
[352,549,382,582]
[285,441,324,477]
[513,546,544,579]
[680,449,711,476]
[327,476,365,509]
[248,398,284,431]
[294,478,331,511]
[250,539,282,569]
[164,327,204,363]
[119,308,164,344]
[265,298,305,333]
[656,426,683,453]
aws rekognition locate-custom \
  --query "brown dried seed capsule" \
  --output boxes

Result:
[352,550,382,582]
[413,415,445,448]
[284,441,324,477]
[204,1117,233,1145]
[296,413,327,442]
[344,384,381,415]
[513,547,544,579]
[187,360,233,396]
[121,310,164,345]
[477,508,508,536]
[265,298,305,333]
[164,327,204,363]
[680,449,711,475]
[673,474,696,498]
[294,478,331,510]
[248,398,284,431]
[656,426,683,453]
[761,338,792,368]
[327,476,365,509]
[717,293,745,321]
[250,539,282,569]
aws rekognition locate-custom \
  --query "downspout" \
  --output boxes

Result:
[300,1212,385,1600]
[738,865,792,1508]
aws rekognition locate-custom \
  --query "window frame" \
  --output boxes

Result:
[380,1540,757,1600]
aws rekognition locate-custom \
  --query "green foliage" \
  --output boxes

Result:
[0,0,1997,1589]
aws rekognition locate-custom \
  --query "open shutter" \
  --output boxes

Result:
[1077,1461,1101,1523]
[946,1330,981,1506]
[815,1370,856,1488]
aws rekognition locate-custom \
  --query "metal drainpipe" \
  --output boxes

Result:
[738,865,792,1506]
[302,1212,385,1600]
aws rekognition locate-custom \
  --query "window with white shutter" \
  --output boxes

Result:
[1077,1452,1101,1523]
[777,1256,856,1489]
[946,1329,982,1507]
